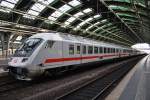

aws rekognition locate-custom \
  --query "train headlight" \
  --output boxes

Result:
[22,58,28,62]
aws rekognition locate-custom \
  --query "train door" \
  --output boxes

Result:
[81,45,87,63]
[75,43,82,64]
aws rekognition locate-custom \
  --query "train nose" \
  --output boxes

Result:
[8,66,28,75]
[8,66,31,81]
[8,65,44,81]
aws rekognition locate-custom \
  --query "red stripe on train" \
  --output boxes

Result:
[45,56,98,63]
[44,54,128,63]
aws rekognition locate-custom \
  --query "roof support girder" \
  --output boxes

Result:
[79,0,142,43]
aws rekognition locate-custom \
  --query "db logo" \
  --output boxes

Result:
[14,59,17,63]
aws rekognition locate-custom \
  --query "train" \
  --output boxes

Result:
[8,32,140,80]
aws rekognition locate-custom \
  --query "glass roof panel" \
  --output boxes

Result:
[64,17,76,26]
[104,0,145,6]
[101,23,112,28]
[50,11,63,20]
[59,4,72,12]
[74,17,93,30]
[39,0,55,5]
[64,8,93,27]
[94,14,101,18]
[1,1,14,8]
[0,0,19,12]
[94,28,103,33]
[100,19,107,23]
[7,0,19,4]
[67,17,76,22]
[45,16,56,24]
[49,4,72,21]
[104,0,130,3]
[68,0,81,7]
[93,21,110,32]
[86,22,100,31]
[83,8,92,13]
[24,0,55,19]
[24,10,39,19]
[28,10,39,16]
[75,12,84,17]
[76,15,101,31]
[134,0,145,5]
[117,13,137,18]
[109,5,130,11]
[122,18,136,22]
[31,3,45,12]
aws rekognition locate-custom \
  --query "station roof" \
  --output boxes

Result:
[0,0,149,47]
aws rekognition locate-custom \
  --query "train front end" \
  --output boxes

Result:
[8,38,44,81]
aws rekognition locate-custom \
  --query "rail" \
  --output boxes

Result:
[56,57,141,100]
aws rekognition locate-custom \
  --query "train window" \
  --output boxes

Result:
[69,45,74,55]
[119,49,121,53]
[99,47,103,53]
[109,48,111,53]
[117,49,119,53]
[106,48,108,53]
[111,48,113,53]
[45,40,55,48]
[108,48,110,53]
[77,45,80,54]
[113,48,115,53]
[116,49,118,53]
[115,49,116,53]
[110,48,112,53]
[94,47,98,54]
[104,47,106,53]
[124,50,126,53]
[82,45,86,54]
[88,46,93,54]
[112,48,114,53]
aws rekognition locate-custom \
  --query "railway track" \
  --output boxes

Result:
[56,57,140,100]
[0,76,22,93]
[0,76,33,94]
[0,74,18,85]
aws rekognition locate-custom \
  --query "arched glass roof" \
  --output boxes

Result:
[0,0,149,47]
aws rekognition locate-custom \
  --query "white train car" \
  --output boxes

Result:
[8,32,140,80]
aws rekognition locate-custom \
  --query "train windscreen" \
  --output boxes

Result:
[13,38,43,57]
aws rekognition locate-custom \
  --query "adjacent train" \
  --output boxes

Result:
[8,32,140,80]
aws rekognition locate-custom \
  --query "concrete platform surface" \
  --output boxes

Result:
[105,55,150,100]
[0,68,8,77]
[0,58,8,77]
[0,58,8,67]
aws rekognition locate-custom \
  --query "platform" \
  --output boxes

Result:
[0,58,8,66]
[106,55,150,100]
[0,58,8,77]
